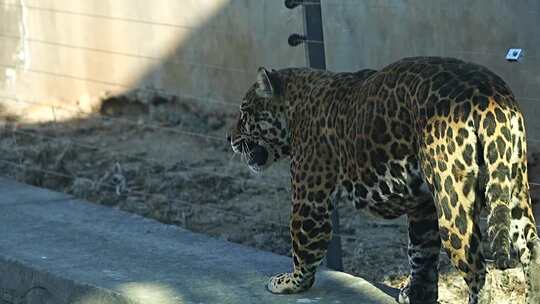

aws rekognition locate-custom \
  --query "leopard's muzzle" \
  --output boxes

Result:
[229,136,269,171]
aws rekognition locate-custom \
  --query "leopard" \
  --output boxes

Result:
[227,56,540,304]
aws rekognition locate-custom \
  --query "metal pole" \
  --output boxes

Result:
[285,0,343,271]
[301,1,326,70]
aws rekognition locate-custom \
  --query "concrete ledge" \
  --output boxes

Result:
[0,178,397,304]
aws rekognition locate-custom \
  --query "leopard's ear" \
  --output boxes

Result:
[256,67,275,98]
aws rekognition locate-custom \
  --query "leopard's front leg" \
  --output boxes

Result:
[267,162,335,294]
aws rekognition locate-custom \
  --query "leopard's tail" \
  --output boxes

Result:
[478,96,538,270]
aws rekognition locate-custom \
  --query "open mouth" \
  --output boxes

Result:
[247,144,268,167]
[231,140,269,169]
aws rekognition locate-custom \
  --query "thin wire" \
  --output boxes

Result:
[286,1,322,6]
[0,33,250,75]
[0,63,238,109]
[303,39,325,45]
[288,0,382,6]
[4,39,537,101]
[0,1,230,34]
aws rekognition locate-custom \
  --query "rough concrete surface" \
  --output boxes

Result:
[0,178,397,304]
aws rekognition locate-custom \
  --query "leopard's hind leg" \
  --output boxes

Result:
[476,98,540,303]
[505,112,540,304]
[512,182,540,304]
[420,117,490,304]
[507,159,540,304]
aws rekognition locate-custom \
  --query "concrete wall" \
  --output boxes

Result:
[322,0,540,138]
[0,0,305,120]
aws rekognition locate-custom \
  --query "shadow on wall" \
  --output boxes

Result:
[122,0,306,113]
[1,0,306,125]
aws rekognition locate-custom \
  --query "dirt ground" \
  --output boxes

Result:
[1,95,539,303]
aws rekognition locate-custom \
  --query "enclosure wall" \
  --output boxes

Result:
[0,0,305,114]
[322,0,540,137]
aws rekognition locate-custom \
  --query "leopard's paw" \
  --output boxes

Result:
[266,272,314,294]
[398,276,411,304]
[398,275,439,304]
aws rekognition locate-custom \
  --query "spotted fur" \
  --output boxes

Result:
[228,57,540,304]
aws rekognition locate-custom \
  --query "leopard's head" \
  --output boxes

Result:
[228,67,290,173]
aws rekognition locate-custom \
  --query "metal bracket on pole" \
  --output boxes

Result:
[285,0,343,271]
[284,0,303,9]
[288,33,307,47]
